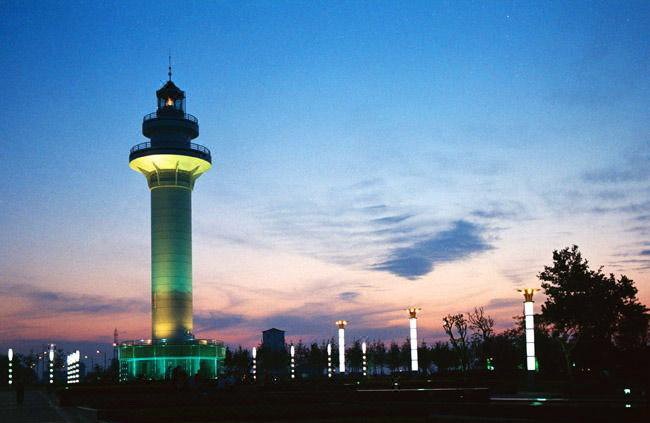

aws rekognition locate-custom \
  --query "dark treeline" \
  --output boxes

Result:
[224,246,649,386]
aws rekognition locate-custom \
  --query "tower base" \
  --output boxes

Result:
[117,339,225,382]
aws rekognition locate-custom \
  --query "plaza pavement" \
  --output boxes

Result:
[0,389,71,423]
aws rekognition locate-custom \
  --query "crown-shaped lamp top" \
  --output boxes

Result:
[156,80,186,112]
[517,287,540,302]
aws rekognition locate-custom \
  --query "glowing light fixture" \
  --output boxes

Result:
[7,348,13,385]
[361,341,367,377]
[66,350,80,384]
[407,307,421,372]
[336,320,347,373]
[326,342,332,378]
[290,344,295,379]
[252,347,257,381]
[49,346,55,384]
[518,288,540,371]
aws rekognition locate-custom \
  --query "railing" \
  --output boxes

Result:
[143,111,198,123]
[130,141,211,157]
[118,338,223,346]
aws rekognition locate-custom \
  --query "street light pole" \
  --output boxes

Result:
[326,343,332,378]
[8,348,13,385]
[336,320,347,374]
[290,344,295,379]
[251,347,257,381]
[407,307,421,372]
[361,341,367,377]
[49,345,55,384]
[518,288,540,371]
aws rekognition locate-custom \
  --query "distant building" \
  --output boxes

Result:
[262,328,286,352]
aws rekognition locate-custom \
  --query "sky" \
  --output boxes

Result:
[1,1,650,355]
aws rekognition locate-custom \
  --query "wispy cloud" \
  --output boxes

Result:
[372,220,493,279]
[0,283,147,317]
[194,312,246,332]
[485,297,521,310]
[338,291,360,302]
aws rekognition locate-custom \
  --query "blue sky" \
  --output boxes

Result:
[1,1,649,353]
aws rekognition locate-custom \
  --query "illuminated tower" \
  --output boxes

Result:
[336,320,347,373]
[129,73,211,340]
[518,288,540,371]
[407,307,421,372]
[119,68,224,380]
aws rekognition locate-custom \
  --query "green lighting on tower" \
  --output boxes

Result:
[120,70,224,381]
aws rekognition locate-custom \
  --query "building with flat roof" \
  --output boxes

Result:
[262,328,286,352]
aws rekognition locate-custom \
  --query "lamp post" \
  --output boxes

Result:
[67,350,80,384]
[290,344,295,379]
[251,347,257,381]
[361,341,367,377]
[8,348,13,385]
[518,288,540,371]
[48,345,55,384]
[326,342,332,378]
[336,320,347,374]
[407,307,421,372]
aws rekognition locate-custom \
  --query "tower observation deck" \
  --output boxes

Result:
[119,74,224,381]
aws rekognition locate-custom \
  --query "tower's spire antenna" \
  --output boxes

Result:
[168,53,172,81]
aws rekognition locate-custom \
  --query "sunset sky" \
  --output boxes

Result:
[2,1,650,355]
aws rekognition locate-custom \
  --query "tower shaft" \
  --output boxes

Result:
[151,183,193,340]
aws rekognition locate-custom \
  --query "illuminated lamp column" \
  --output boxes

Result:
[361,341,367,377]
[67,351,80,385]
[518,288,540,371]
[336,320,347,373]
[251,347,257,381]
[290,344,295,379]
[407,307,421,372]
[7,348,12,385]
[66,353,71,384]
[326,343,332,378]
[48,346,54,384]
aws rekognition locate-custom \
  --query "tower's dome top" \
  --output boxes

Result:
[156,80,185,100]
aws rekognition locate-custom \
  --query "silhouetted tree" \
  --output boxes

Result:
[347,340,363,373]
[399,339,411,371]
[370,340,386,375]
[443,313,470,371]
[489,328,522,372]
[418,341,433,374]
[539,245,649,375]
[387,341,401,373]
[468,307,495,368]
[307,342,326,377]
[430,341,455,372]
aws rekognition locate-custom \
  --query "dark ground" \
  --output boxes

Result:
[1,378,647,423]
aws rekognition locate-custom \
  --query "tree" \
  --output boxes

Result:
[399,339,411,371]
[489,328,523,372]
[468,307,494,342]
[418,341,433,374]
[468,307,495,369]
[442,313,470,371]
[539,245,649,374]
[430,341,454,372]
[307,342,326,377]
[347,340,363,373]
[387,341,401,373]
[370,340,386,375]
